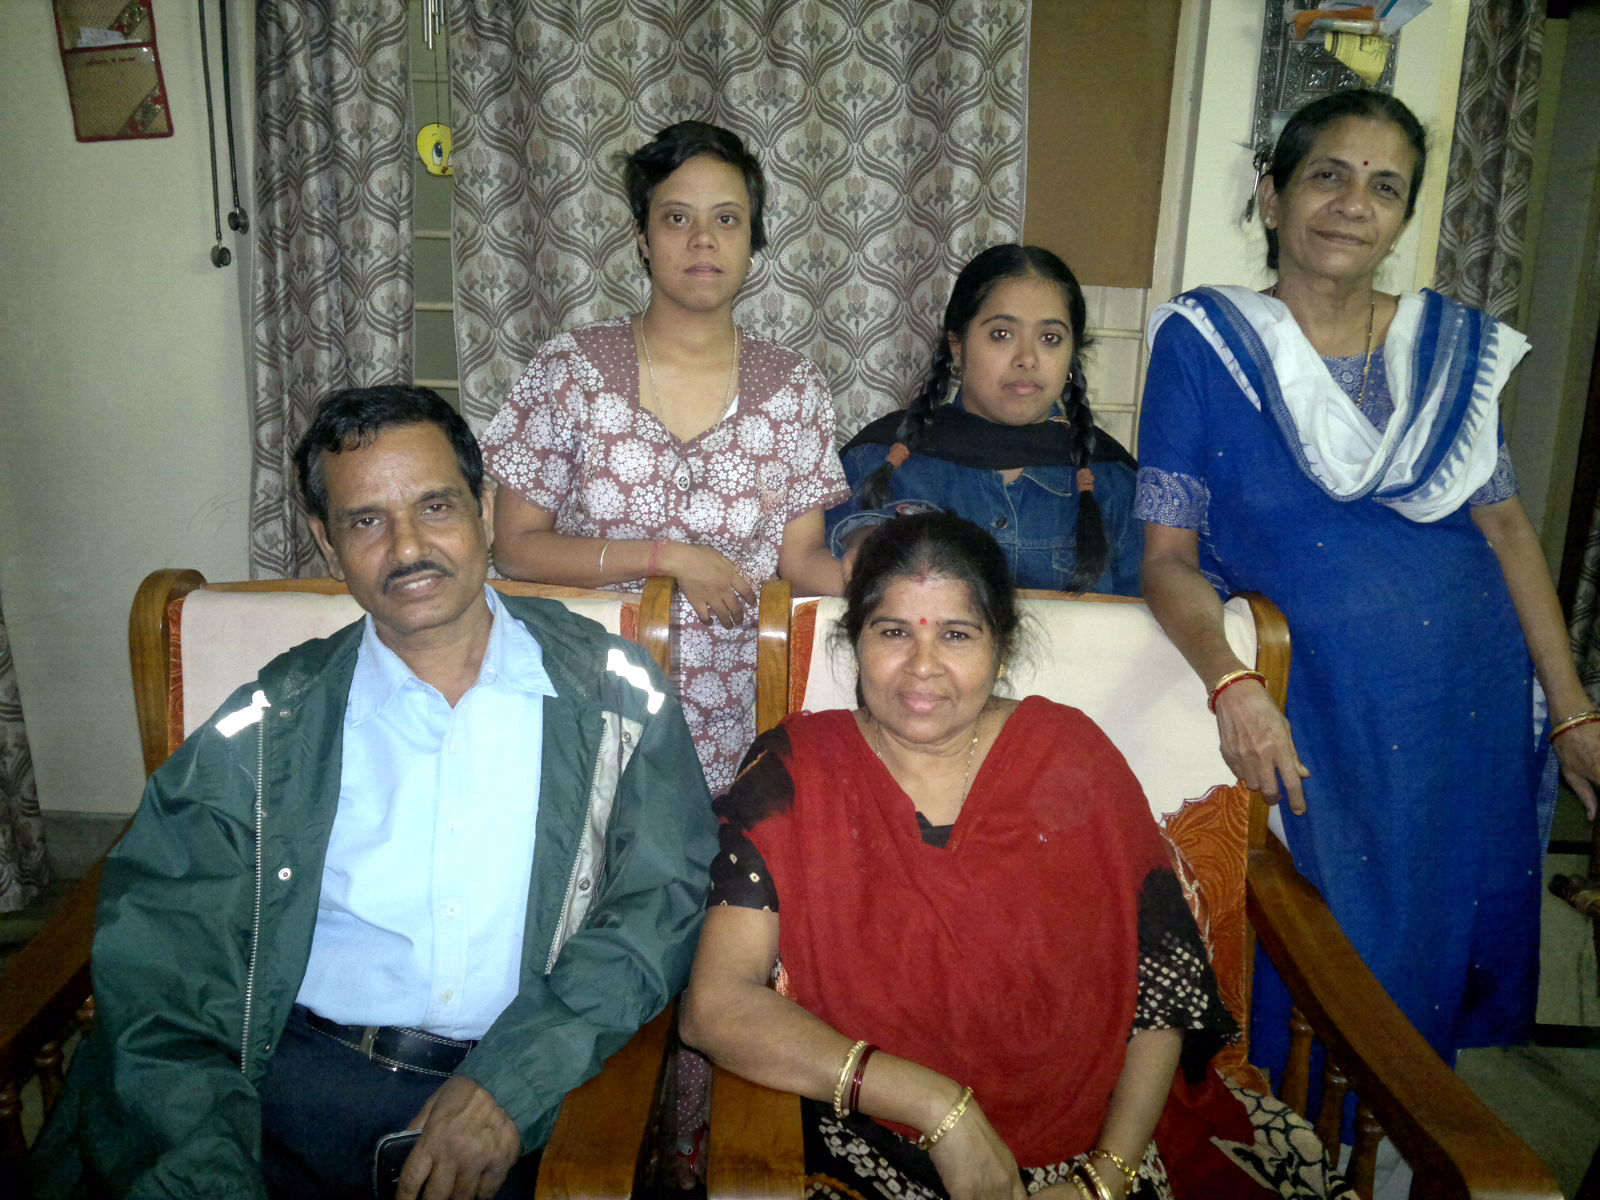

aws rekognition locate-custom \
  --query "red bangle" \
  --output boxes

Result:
[1551,711,1600,742]
[646,538,667,576]
[849,1044,876,1115]
[1207,669,1266,713]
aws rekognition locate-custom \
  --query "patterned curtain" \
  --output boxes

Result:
[446,0,1028,439]
[248,1,414,579]
[1432,0,1543,322]
[1575,492,1600,706]
[0,586,47,912]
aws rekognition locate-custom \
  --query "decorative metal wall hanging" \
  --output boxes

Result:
[1252,1,1401,156]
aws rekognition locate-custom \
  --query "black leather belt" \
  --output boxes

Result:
[297,1005,477,1078]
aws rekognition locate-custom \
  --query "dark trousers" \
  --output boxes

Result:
[258,1006,541,1198]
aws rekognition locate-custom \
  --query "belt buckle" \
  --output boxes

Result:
[358,1026,379,1058]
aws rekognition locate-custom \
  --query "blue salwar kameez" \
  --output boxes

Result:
[1136,286,1549,1070]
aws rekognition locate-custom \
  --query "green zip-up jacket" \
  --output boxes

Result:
[30,594,715,1199]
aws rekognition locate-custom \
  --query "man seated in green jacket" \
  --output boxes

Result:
[30,386,717,1199]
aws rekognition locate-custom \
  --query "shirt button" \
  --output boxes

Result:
[277,867,292,881]
[441,990,453,1003]
[675,470,691,491]
[445,904,459,918]
[993,517,1009,530]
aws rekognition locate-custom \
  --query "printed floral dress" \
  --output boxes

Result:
[482,316,850,791]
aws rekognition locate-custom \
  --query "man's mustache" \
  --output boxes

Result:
[383,560,452,592]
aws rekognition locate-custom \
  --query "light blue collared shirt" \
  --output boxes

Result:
[296,587,556,1039]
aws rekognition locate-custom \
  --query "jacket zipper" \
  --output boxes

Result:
[544,730,605,975]
[239,721,265,1073]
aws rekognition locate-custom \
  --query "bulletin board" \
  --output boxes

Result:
[1023,0,1183,289]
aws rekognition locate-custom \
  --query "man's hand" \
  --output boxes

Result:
[398,1075,522,1200]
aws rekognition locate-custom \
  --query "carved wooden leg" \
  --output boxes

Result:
[1314,1059,1350,1158]
[36,1039,64,1112]
[1344,1103,1383,1200]
[1282,1007,1313,1114]
[0,1080,26,1165]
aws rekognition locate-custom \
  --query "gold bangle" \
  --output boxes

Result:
[833,1039,867,1119]
[1069,1177,1094,1200]
[1207,668,1267,713]
[916,1085,973,1150]
[1089,1148,1139,1188]
[596,539,614,583]
[1551,710,1600,742]
[1076,1161,1115,1200]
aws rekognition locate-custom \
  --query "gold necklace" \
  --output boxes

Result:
[871,714,983,804]
[1355,292,1376,412]
[637,317,741,434]
[1271,286,1378,410]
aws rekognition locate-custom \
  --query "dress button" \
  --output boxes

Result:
[993,517,1008,530]
[675,470,691,491]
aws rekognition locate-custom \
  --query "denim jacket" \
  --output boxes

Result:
[826,440,1143,595]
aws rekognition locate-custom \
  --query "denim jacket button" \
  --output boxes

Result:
[993,516,1009,530]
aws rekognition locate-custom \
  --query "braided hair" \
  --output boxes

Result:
[859,244,1110,591]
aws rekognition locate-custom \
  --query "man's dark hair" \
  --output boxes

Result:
[293,386,484,523]
[623,120,768,253]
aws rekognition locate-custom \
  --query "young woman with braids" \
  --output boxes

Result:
[825,245,1142,594]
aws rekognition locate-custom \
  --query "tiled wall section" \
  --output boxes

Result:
[1080,285,1154,455]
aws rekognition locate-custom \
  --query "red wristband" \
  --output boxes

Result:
[848,1044,876,1115]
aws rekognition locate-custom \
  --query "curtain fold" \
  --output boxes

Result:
[1432,0,1543,323]
[249,1,414,579]
[1575,489,1600,707]
[446,0,1029,438]
[0,587,47,913]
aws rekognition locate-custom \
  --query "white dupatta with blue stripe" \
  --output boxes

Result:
[1148,285,1528,523]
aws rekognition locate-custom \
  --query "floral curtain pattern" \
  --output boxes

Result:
[1432,0,1543,323]
[248,1,414,579]
[0,587,47,912]
[446,0,1029,440]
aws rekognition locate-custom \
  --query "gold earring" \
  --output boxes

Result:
[997,663,1007,679]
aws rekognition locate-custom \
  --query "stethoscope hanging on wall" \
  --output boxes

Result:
[198,0,247,268]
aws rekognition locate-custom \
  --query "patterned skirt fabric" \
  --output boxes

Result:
[801,1077,1355,1200]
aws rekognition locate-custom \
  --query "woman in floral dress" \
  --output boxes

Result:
[483,121,848,793]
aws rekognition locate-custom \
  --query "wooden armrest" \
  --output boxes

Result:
[536,1003,675,1200]
[1247,837,1561,1199]
[706,1066,804,1200]
[0,862,104,1088]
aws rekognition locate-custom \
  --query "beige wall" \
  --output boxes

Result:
[0,2,253,815]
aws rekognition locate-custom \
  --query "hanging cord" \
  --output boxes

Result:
[196,0,230,267]
[218,0,248,234]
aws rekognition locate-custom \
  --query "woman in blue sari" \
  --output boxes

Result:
[1136,90,1600,1074]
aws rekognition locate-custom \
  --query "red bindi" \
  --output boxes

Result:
[919,617,928,625]
[1363,160,1369,166]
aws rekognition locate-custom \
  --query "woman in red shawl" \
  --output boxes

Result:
[682,513,1351,1200]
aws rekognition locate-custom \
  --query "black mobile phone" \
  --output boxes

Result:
[372,1129,421,1200]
